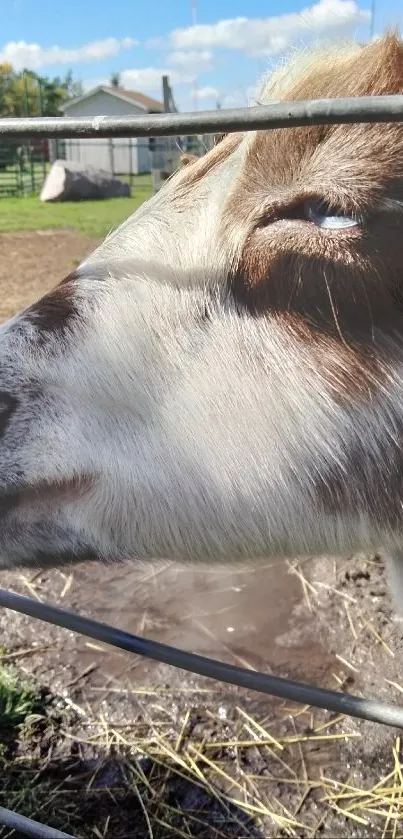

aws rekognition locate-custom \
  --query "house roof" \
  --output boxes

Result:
[60,85,163,113]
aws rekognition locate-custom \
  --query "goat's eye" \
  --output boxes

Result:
[304,198,363,230]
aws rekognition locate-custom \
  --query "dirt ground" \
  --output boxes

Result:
[0,229,99,318]
[1,230,403,838]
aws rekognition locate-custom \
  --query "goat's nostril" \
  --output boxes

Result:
[0,393,18,439]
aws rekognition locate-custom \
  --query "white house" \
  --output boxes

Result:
[58,85,165,176]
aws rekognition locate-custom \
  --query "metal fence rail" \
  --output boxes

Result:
[1,94,403,837]
[0,807,74,839]
[1,94,403,139]
[1,586,403,729]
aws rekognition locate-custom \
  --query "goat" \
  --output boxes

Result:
[1,34,403,613]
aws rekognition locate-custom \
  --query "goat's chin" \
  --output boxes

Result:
[0,507,99,572]
[0,535,99,571]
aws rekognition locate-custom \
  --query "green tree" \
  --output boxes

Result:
[0,63,16,117]
[0,65,84,170]
[0,65,83,117]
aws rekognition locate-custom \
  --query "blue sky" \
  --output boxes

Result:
[1,0,402,110]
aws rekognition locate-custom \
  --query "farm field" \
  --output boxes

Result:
[0,199,403,838]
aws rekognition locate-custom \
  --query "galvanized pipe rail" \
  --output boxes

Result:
[0,807,75,839]
[1,586,403,729]
[1,95,403,139]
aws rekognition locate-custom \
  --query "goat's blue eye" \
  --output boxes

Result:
[305,199,363,230]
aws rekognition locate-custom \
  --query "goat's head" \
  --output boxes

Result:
[1,34,403,570]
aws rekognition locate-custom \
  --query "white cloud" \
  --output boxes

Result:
[220,92,245,107]
[0,37,137,71]
[166,50,214,73]
[150,0,370,58]
[118,52,214,101]
[195,85,219,100]
[120,66,191,93]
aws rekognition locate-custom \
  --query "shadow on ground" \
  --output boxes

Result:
[1,731,264,839]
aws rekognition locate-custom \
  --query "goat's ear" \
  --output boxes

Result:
[179,153,199,168]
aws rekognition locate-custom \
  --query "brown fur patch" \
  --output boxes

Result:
[25,271,78,338]
[179,153,199,167]
[0,473,95,522]
[224,34,403,401]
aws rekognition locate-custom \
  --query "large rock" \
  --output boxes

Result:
[40,159,130,202]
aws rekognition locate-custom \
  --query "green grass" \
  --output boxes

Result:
[0,663,38,733]
[0,174,153,238]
